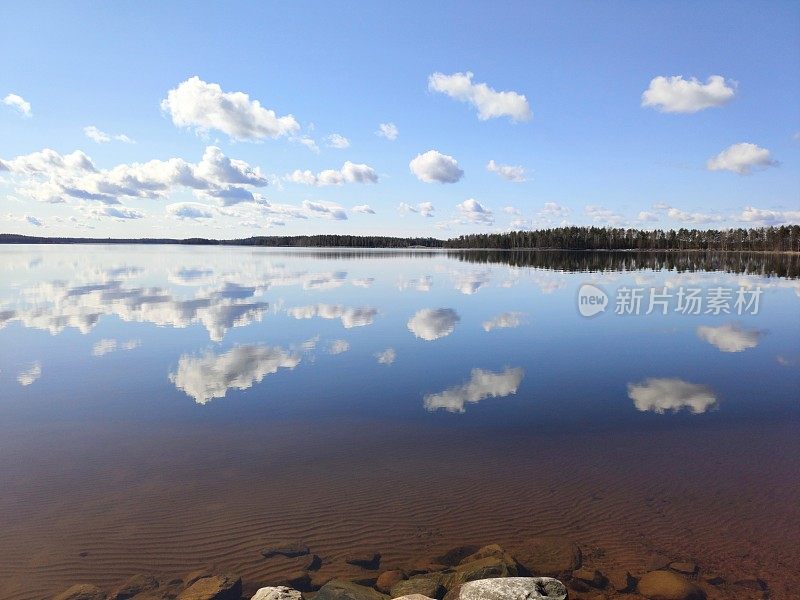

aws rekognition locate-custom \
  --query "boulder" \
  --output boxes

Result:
[54,584,107,600]
[669,562,698,576]
[389,573,445,599]
[177,574,242,600]
[376,571,406,594]
[457,577,568,600]
[607,570,637,593]
[434,546,481,567]
[637,571,705,600]
[274,572,312,592]
[113,574,159,600]
[261,541,310,559]
[314,579,389,600]
[250,587,302,600]
[393,596,435,600]
[572,568,608,589]
[305,554,323,571]
[509,538,582,578]
[346,553,382,570]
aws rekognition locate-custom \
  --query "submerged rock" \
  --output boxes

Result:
[250,587,302,600]
[389,572,445,598]
[637,570,705,600]
[261,541,310,559]
[314,579,389,600]
[177,574,242,600]
[375,570,406,593]
[457,577,568,600]
[112,574,159,600]
[346,553,382,570]
[54,584,107,600]
[669,562,698,576]
[509,538,582,578]
[571,567,608,589]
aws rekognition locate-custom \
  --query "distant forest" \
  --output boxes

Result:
[1,225,799,252]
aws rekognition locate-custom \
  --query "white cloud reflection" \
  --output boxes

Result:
[375,348,396,365]
[424,367,524,413]
[407,308,460,340]
[17,361,42,386]
[482,311,526,332]
[627,377,718,414]
[696,323,763,353]
[286,304,377,328]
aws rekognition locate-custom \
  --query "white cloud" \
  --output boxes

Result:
[161,76,300,141]
[6,213,45,227]
[84,126,134,144]
[458,199,493,224]
[665,207,723,224]
[428,72,531,122]
[0,145,268,207]
[637,211,659,222]
[706,142,777,175]
[376,122,398,140]
[3,93,32,117]
[734,206,800,226]
[285,161,378,186]
[407,308,460,340]
[170,344,301,404]
[504,206,521,215]
[627,378,717,414]
[352,204,375,214]
[167,202,215,220]
[585,205,624,225]
[375,348,396,365]
[641,75,735,113]
[286,304,377,328]
[424,367,524,413]
[486,160,526,182]
[301,200,347,220]
[696,323,763,353]
[482,311,526,332]
[325,133,350,149]
[87,205,145,220]
[328,339,350,355]
[398,201,435,217]
[409,150,464,183]
[17,361,42,386]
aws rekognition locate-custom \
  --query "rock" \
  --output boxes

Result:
[509,538,582,578]
[305,554,323,571]
[251,587,302,600]
[572,568,608,589]
[637,571,705,600]
[434,546,480,567]
[346,553,382,570]
[54,584,107,600]
[457,577,568,600]
[177,574,242,600]
[314,579,389,600]
[669,562,698,576]
[376,571,406,594]
[183,571,213,588]
[393,596,435,600]
[407,562,448,577]
[275,572,312,592]
[607,570,637,593]
[113,574,160,600]
[389,573,445,599]
[261,541,310,559]
[702,574,725,586]
[733,579,767,591]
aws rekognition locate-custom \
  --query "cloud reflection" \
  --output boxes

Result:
[482,311,526,332]
[170,345,301,404]
[424,367,524,413]
[286,304,377,328]
[17,361,42,386]
[407,308,460,340]
[627,377,718,414]
[375,348,396,364]
[696,323,764,353]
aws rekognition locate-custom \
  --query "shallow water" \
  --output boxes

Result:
[0,245,798,599]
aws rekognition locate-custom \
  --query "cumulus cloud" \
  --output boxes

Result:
[641,75,735,113]
[3,93,32,117]
[585,205,624,226]
[627,377,718,414]
[696,323,763,353]
[328,339,350,355]
[0,145,268,208]
[482,311,526,332]
[286,303,377,328]
[285,161,378,186]
[734,206,800,226]
[486,160,526,182]
[376,122,398,140]
[84,126,134,144]
[161,76,299,141]
[167,202,215,220]
[428,71,531,121]
[398,201,435,217]
[302,200,347,220]
[458,199,493,224]
[17,361,42,386]
[665,206,723,224]
[170,344,301,404]
[424,367,524,413]
[409,150,464,183]
[325,133,350,149]
[87,205,145,220]
[375,348,396,365]
[6,213,45,227]
[407,308,460,340]
[351,204,375,214]
[706,142,777,175]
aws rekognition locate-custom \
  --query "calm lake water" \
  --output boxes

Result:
[0,245,798,599]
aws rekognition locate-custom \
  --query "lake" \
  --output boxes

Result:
[0,245,798,600]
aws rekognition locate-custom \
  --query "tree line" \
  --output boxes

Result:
[2,225,799,252]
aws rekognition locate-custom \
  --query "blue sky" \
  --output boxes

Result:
[1,1,798,238]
